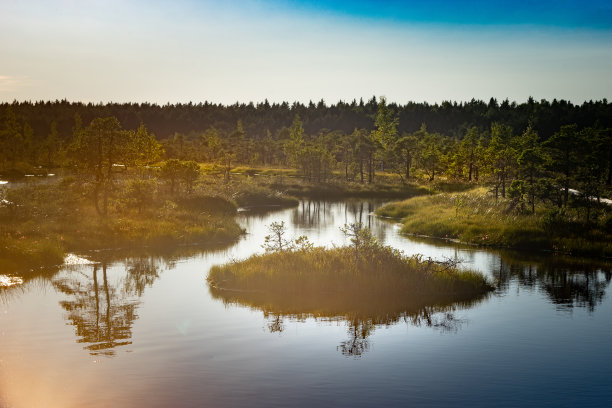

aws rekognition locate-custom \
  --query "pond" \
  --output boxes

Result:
[1,199,611,407]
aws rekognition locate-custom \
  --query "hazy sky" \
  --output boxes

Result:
[1,0,611,104]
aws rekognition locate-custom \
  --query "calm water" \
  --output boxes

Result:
[1,199,611,408]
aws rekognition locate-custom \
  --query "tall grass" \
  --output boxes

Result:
[0,178,244,273]
[376,187,612,258]
[208,246,493,320]
[231,178,299,208]
[268,178,431,199]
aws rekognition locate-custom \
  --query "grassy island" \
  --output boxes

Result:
[208,244,494,318]
[376,187,612,258]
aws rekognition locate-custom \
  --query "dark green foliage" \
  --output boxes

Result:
[3,98,611,143]
[602,214,612,233]
[159,159,200,194]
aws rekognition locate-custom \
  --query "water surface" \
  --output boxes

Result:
[1,199,611,407]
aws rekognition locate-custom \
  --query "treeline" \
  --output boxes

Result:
[1,97,611,221]
[1,96,611,143]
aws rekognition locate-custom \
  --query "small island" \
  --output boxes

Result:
[208,224,494,320]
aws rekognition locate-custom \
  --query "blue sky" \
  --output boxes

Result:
[276,0,612,28]
[0,0,611,104]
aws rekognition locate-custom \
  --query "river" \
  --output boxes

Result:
[1,199,611,407]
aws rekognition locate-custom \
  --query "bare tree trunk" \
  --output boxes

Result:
[359,159,364,183]
[103,263,111,339]
[405,153,411,179]
[93,266,100,333]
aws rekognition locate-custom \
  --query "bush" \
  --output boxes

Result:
[540,208,566,233]
[124,179,157,213]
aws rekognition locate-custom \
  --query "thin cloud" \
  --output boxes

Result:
[0,75,32,92]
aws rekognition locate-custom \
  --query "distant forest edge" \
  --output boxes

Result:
[2,96,612,142]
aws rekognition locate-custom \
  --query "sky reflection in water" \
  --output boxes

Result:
[1,199,611,407]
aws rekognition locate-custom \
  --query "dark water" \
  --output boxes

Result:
[1,199,611,408]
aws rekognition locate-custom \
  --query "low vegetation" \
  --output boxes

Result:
[0,177,244,272]
[2,96,612,271]
[231,178,299,208]
[208,223,493,318]
[268,177,431,199]
[376,187,612,258]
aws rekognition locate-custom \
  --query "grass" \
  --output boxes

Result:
[199,163,298,177]
[376,187,612,258]
[208,245,493,321]
[267,178,431,199]
[200,164,434,200]
[231,179,299,208]
[0,178,245,273]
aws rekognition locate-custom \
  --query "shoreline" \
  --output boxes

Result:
[376,188,612,260]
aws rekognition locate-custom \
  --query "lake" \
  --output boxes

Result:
[1,199,611,407]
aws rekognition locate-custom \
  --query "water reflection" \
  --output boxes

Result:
[2,199,612,361]
[212,199,612,358]
[491,252,612,311]
[291,200,379,232]
[210,284,487,357]
[337,319,373,357]
[52,258,163,356]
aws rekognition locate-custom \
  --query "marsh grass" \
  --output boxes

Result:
[208,246,493,319]
[231,179,299,208]
[376,187,612,258]
[0,179,244,272]
[268,178,431,199]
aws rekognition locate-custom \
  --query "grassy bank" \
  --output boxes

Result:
[208,245,493,319]
[0,178,244,273]
[231,179,299,208]
[201,164,433,200]
[273,179,431,199]
[376,187,612,258]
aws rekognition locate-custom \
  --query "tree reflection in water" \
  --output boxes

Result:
[211,252,612,358]
[53,257,162,356]
[211,286,485,358]
[291,199,389,243]
[337,318,374,357]
[491,253,612,312]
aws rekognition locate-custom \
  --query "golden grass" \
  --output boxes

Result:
[208,245,493,318]
[376,187,612,258]
[0,179,244,272]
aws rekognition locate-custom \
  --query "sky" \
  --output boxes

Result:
[1,0,611,104]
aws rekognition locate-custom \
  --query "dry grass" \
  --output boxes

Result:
[376,187,612,258]
[0,178,244,272]
[208,245,493,318]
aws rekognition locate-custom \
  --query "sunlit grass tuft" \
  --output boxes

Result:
[208,245,493,312]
